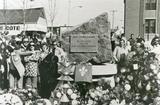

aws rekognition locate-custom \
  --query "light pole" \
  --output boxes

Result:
[48,0,57,32]
[68,0,71,27]
[110,10,117,29]
[68,0,83,27]
[3,0,7,33]
[23,0,26,35]
[120,20,124,28]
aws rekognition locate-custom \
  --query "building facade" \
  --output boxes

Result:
[124,0,160,41]
[0,8,47,35]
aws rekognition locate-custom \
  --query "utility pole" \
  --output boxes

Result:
[120,20,124,28]
[48,0,57,32]
[3,0,7,33]
[68,0,71,27]
[23,0,26,36]
[52,0,57,32]
[111,10,117,30]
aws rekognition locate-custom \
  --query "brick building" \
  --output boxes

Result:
[124,0,159,41]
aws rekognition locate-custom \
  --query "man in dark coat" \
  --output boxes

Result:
[39,47,59,99]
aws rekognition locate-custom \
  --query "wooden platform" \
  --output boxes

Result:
[92,63,117,87]
[58,63,117,87]
[58,63,117,76]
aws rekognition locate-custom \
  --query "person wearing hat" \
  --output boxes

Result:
[151,34,160,47]
[151,36,160,47]
[150,37,160,61]
[24,42,40,90]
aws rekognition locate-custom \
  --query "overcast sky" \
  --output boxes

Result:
[0,0,124,28]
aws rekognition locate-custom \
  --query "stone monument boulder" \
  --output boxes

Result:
[61,12,112,63]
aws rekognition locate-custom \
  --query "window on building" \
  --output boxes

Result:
[145,19,156,33]
[145,0,157,10]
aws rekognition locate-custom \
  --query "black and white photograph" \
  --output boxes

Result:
[0,0,160,105]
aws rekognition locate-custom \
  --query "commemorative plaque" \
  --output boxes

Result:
[70,34,98,52]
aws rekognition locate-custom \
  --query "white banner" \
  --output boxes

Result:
[0,25,23,35]
[0,23,47,35]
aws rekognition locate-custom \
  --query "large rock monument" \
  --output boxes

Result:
[61,12,112,63]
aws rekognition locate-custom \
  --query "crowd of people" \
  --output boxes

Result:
[0,32,67,99]
[1,30,160,104]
